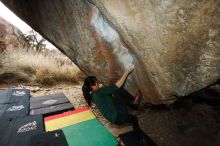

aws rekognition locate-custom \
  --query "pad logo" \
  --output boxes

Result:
[42,99,58,105]
[17,121,37,133]
[7,105,24,111]
[12,91,26,96]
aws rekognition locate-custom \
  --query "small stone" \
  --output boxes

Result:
[32,87,40,92]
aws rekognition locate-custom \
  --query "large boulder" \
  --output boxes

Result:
[2,0,220,104]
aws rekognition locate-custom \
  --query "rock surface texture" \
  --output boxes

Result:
[2,0,220,104]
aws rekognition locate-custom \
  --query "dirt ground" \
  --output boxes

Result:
[1,83,220,146]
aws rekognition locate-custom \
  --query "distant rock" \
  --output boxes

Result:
[0,17,23,52]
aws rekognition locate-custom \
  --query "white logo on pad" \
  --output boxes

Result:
[7,105,25,111]
[12,91,26,96]
[42,99,58,105]
[17,121,37,133]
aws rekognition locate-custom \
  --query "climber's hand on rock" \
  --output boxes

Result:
[126,64,134,74]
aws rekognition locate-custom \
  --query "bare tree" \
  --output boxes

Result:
[12,29,46,52]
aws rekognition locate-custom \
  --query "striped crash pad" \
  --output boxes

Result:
[63,118,118,146]
[44,107,118,146]
[2,115,44,146]
[44,107,95,131]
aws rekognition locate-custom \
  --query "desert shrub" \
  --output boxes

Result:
[0,48,85,85]
[0,69,30,83]
[35,69,55,85]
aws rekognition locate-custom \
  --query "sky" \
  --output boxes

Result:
[0,2,56,49]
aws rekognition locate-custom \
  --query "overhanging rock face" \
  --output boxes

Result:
[2,0,220,104]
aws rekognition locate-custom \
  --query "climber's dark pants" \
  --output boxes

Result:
[112,88,141,133]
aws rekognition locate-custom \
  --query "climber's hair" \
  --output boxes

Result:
[82,76,98,106]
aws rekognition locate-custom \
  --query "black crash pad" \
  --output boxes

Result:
[30,102,74,116]
[0,119,10,145]
[1,101,29,120]
[10,88,30,103]
[30,92,69,109]
[0,89,10,104]
[0,89,30,104]
[119,130,157,146]
[29,130,68,146]
[0,104,7,117]
[2,115,44,146]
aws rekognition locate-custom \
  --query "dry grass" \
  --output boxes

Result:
[0,48,85,85]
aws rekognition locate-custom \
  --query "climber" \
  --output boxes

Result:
[82,64,142,135]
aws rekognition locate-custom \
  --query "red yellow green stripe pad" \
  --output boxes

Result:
[44,107,96,131]
[62,119,118,146]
